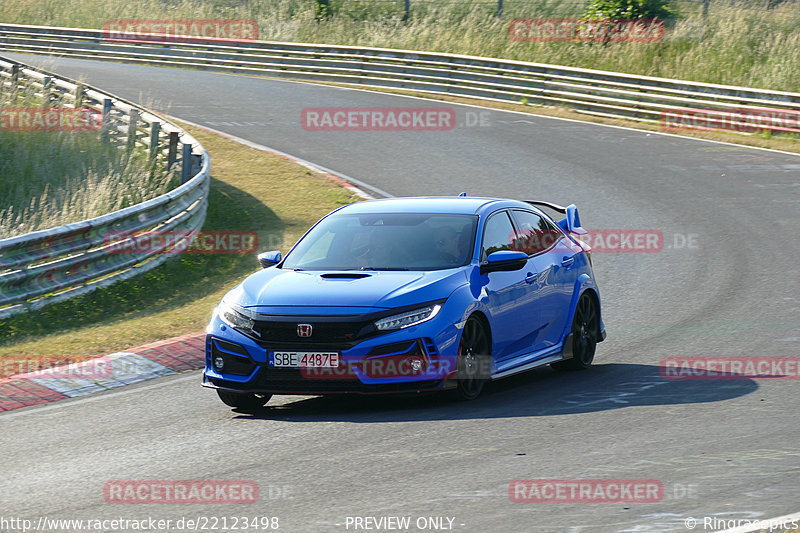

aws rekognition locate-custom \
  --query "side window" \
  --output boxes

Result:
[481,211,516,261]
[511,210,562,255]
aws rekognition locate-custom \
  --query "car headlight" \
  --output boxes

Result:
[374,305,441,331]
[217,300,257,334]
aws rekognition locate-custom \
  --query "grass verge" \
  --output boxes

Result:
[0,121,360,358]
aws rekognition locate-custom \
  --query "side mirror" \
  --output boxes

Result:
[257,250,281,268]
[480,250,528,275]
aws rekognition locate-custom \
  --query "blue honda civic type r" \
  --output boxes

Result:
[203,196,605,409]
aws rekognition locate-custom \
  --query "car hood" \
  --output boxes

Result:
[233,267,468,312]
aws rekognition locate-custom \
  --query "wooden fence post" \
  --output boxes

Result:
[128,109,139,150]
[149,121,161,161]
[167,131,179,170]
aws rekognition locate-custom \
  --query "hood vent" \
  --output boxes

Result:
[320,273,372,280]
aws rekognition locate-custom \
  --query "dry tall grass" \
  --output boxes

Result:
[0,85,172,239]
[1,0,798,91]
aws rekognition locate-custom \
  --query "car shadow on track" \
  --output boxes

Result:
[229,362,758,422]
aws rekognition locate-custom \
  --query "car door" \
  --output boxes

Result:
[510,209,580,351]
[479,210,540,362]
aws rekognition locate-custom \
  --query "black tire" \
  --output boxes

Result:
[454,316,490,400]
[216,390,272,410]
[552,293,599,371]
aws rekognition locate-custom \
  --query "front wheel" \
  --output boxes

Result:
[552,293,599,371]
[454,316,490,400]
[216,390,272,410]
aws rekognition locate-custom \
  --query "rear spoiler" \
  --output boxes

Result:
[524,200,587,235]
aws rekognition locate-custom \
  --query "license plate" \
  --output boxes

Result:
[270,351,340,368]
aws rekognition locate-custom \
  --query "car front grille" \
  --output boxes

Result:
[252,319,377,346]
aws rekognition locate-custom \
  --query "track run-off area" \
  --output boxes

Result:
[2,53,800,533]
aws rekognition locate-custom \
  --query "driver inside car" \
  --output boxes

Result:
[434,226,463,265]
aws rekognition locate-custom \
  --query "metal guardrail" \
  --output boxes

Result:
[1,22,800,128]
[0,54,210,319]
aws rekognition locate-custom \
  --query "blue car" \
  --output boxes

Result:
[203,196,605,409]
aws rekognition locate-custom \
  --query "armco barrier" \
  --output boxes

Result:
[1,22,800,128]
[0,55,210,318]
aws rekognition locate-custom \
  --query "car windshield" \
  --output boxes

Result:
[282,213,478,271]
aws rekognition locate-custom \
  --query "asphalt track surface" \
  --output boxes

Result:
[2,53,800,533]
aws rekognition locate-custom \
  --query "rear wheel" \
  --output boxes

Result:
[552,293,599,371]
[454,316,490,400]
[216,390,272,410]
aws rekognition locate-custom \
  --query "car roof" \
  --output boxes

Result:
[335,196,533,216]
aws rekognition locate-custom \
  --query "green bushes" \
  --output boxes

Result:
[582,0,676,20]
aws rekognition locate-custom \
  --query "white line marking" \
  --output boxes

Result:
[204,67,800,159]
[279,79,800,159]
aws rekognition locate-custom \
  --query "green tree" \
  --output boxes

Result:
[314,0,331,20]
[582,0,675,20]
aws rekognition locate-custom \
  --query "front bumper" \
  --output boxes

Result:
[202,309,463,395]
[203,372,447,395]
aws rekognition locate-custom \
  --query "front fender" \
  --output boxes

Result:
[438,276,501,374]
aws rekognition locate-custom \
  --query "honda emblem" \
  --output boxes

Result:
[297,324,313,337]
